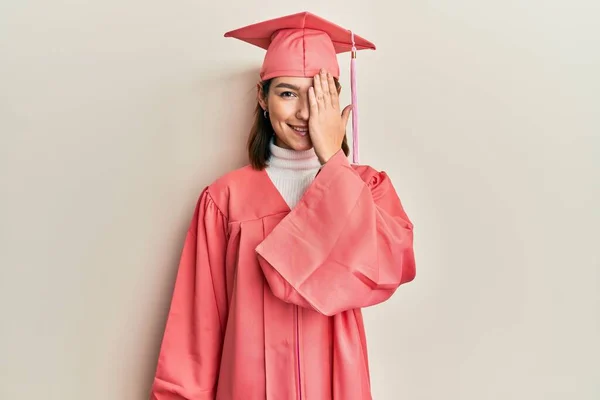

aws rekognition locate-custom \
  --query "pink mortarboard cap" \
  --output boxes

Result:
[224,11,376,164]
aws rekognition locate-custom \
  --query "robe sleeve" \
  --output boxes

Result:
[150,189,228,400]
[255,150,415,317]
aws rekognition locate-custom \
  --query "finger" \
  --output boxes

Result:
[320,69,330,108]
[313,73,325,110]
[327,71,339,109]
[341,104,353,127]
[308,87,319,115]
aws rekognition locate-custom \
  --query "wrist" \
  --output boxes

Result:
[318,148,341,165]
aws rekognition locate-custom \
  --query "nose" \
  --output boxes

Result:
[295,96,310,121]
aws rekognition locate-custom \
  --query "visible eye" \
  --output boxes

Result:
[280,91,298,98]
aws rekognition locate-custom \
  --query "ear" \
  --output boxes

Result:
[256,82,268,111]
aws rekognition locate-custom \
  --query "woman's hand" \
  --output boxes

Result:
[308,68,353,164]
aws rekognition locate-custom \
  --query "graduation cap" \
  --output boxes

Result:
[224,11,376,164]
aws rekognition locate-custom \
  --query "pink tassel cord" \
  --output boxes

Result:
[350,31,359,164]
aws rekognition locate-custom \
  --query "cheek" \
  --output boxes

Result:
[269,99,296,121]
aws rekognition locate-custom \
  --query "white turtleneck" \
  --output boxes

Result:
[265,139,322,209]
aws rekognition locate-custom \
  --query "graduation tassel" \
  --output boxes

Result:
[350,31,359,164]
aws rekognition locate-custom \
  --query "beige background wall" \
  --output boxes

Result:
[1,1,598,399]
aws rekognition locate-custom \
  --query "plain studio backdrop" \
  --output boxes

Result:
[1,1,598,399]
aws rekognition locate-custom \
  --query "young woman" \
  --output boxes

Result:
[151,12,416,400]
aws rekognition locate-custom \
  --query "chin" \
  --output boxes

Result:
[275,134,313,151]
[290,140,313,151]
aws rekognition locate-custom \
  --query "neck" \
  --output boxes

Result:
[265,138,321,209]
[267,138,321,171]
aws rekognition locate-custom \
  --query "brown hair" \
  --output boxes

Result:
[247,78,350,169]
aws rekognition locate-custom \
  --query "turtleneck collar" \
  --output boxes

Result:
[267,137,321,171]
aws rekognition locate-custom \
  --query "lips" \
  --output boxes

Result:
[288,124,308,136]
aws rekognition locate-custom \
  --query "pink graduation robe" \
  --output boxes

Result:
[150,150,416,400]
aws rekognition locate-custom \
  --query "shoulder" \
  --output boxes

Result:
[351,163,379,181]
[350,162,393,192]
[321,152,392,190]
[202,164,264,219]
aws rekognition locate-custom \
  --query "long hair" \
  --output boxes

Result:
[247,78,350,170]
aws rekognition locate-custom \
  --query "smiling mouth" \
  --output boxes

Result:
[288,124,309,136]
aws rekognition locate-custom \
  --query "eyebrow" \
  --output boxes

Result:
[274,83,301,91]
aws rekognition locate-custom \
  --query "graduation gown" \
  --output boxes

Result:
[150,150,416,400]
